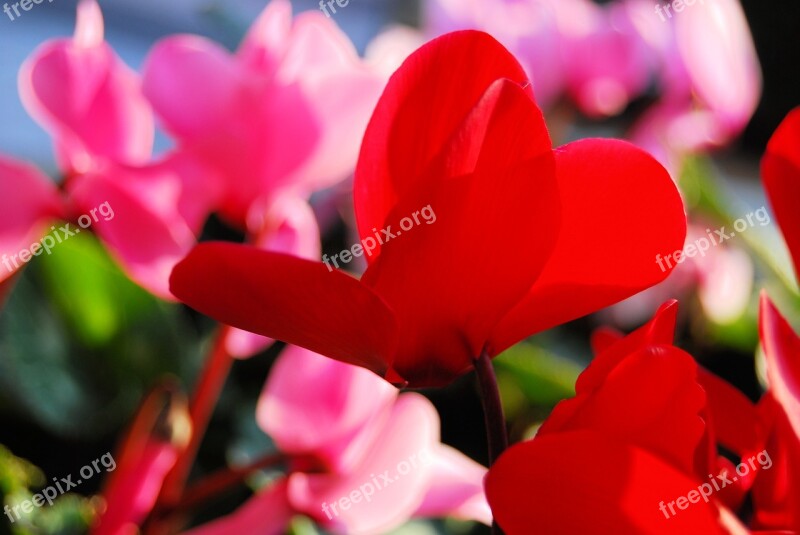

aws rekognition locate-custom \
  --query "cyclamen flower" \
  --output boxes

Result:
[8,0,219,298]
[485,301,751,534]
[141,0,385,228]
[171,30,686,387]
[184,345,490,535]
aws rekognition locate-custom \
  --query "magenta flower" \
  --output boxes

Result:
[9,0,220,298]
[184,345,491,534]
[141,0,386,228]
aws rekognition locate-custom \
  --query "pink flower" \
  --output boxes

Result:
[628,0,761,173]
[184,346,491,534]
[141,0,385,229]
[11,0,219,298]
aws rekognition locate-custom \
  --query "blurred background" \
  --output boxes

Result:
[1,0,799,533]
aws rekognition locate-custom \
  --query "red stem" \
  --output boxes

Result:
[159,326,234,506]
[474,348,508,535]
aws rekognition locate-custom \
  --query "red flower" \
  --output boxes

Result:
[762,106,800,280]
[750,295,800,532]
[485,302,747,534]
[171,30,686,387]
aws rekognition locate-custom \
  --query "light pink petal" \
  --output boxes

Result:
[226,197,322,358]
[674,0,761,135]
[19,0,153,173]
[142,35,242,142]
[67,157,212,300]
[257,346,397,472]
[286,393,439,534]
[412,444,491,525]
[181,480,293,535]
[237,0,293,73]
[0,155,64,282]
[275,11,385,193]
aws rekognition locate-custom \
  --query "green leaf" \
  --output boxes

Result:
[494,343,582,407]
[35,231,155,347]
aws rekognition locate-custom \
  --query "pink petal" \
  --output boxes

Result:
[286,393,439,534]
[257,346,397,473]
[0,155,64,282]
[412,444,491,525]
[181,480,293,535]
[19,0,153,173]
[238,0,293,73]
[674,0,761,135]
[274,10,385,193]
[67,156,216,299]
[142,35,242,142]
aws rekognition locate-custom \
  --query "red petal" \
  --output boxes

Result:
[578,299,679,395]
[762,107,800,281]
[169,242,398,376]
[490,139,686,353]
[360,80,559,387]
[759,293,800,442]
[354,30,542,259]
[696,367,764,458]
[539,345,705,474]
[486,430,730,535]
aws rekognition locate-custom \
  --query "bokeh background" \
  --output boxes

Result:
[1,1,799,533]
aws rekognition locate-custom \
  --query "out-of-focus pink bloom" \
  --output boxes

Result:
[628,0,761,173]
[555,0,656,117]
[142,0,385,229]
[673,0,761,137]
[12,0,219,299]
[184,346,490,534]
[224,196,322,358]
[18,0,153,175]
[0,156,64,283]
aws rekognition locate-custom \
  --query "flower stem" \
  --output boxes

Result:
[166,453,286,515]
[159,325,234,506]
[474,348,508,464]
[474,348,507,535]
